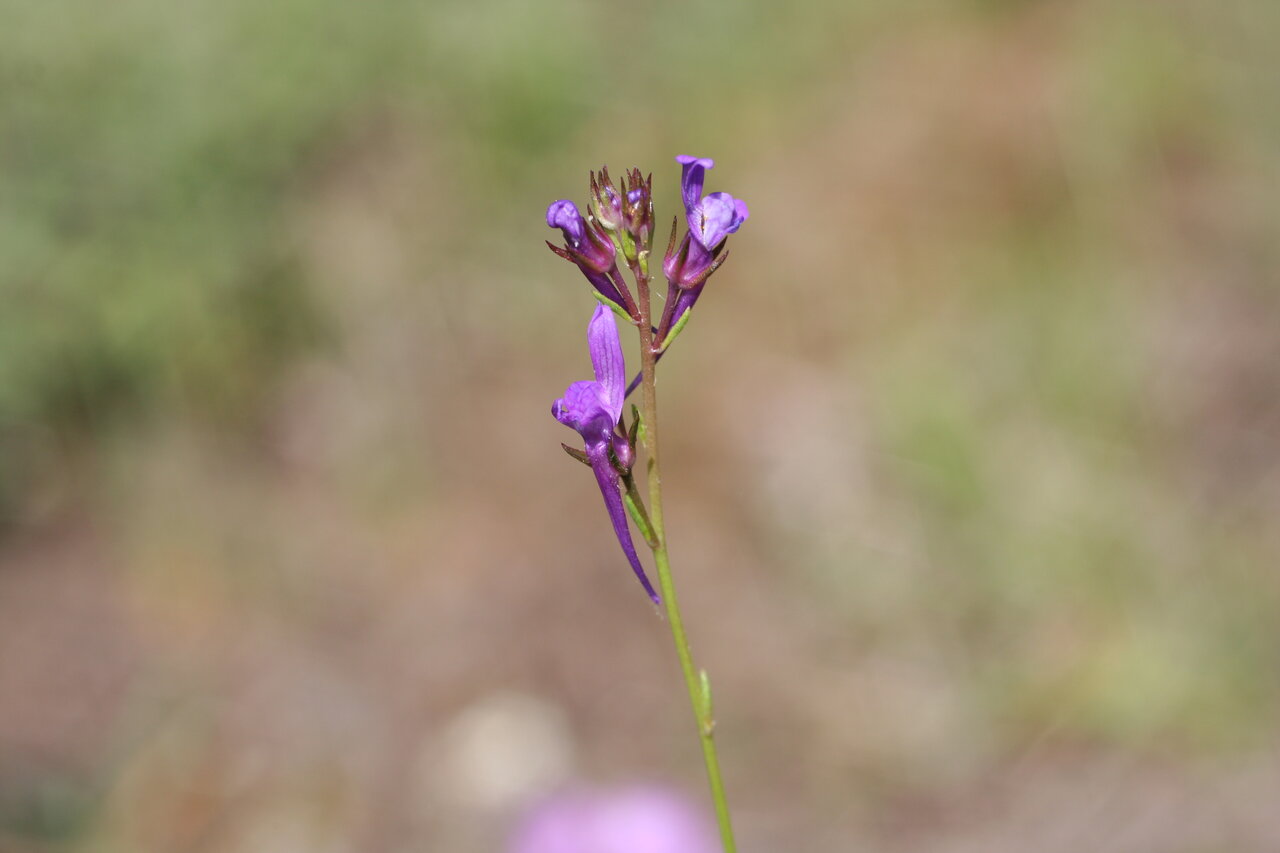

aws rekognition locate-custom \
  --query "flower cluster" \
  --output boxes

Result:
[547,157,748,601]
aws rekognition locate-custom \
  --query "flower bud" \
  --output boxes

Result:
[589,166,624,233]
[622,168,654,258]
[611,432,634,472]
[547,200,616,275]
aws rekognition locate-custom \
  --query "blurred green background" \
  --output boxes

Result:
[2,0,1279,850]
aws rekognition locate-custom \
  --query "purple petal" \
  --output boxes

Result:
[547,199,585,246]
[552,380,614,444]
[681,236,714,281]
[675,155,714,215]
[585,269,626,308]
[589,446,661,605]
[670,283,703,332]
[586,304,625,423]
[688,192,747,250]
[509,786,716,853]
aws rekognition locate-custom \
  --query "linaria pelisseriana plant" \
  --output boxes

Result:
[547,157,748,851]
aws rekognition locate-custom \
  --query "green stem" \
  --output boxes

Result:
[634,270,738,853]
[622,474,659,550]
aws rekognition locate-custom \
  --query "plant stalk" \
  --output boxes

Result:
[634,270,737,852]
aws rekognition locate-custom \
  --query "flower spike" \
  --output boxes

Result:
[541,156,748,843]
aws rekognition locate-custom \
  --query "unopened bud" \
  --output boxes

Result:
[590,166,625,232]
[622,169,654,259]
[611,433,634,471]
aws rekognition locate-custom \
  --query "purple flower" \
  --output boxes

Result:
[676,155,749,253]
[547,199,587,246]
[546,200,634,315]
[650,156,750,365]
[508,786,718,853]
[690,192,750,253]
[553,305,660,604]
[663,156,748,299]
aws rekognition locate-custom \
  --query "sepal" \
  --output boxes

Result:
[659,305,693,354]
[629,404,647,448]
[622,487,659,550]
[592,289,632,322]
[561,443,591,466]
[611,432,634,472]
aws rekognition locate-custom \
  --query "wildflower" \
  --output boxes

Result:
[508,786,718,853]
[651,156,750,359]
[546,200,637,318]
[663,155,749,291]
[552,305,659,604]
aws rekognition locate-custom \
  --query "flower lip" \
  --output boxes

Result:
[676,155,715,214]
[675,154,715,169]
[547,199,585,246]
[551,380,611,438]
[585,303,625,424]
[690,192,749,250]
[552,305,625,444]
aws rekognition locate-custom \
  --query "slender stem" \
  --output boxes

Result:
[625,353,664,400]
[621,472,658,550]
[635,270,738,852]
[607,264,640,321]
